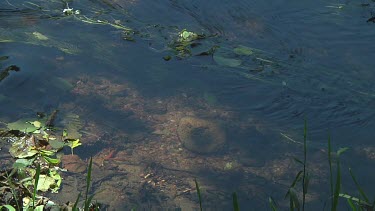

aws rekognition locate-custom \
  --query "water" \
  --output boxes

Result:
[1,0,375,209]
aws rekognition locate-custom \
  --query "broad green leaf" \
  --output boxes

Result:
[179,30,198,42]
[29,121,41,128]
[213,54,242,67]
[233,45,254,56]
[13,158,34,169]
[36,175,55,192]
[7,119,38,133]
[49,139,65,149]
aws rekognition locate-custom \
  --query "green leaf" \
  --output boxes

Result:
[36,175,55,192]
[43,155,60,165]
[13,158,34,169]
[40,150,55,156]
[34,205,45,211]
[293,157,303,165]
[33,164,41,207]
[73,192,81,211]
[63,129,68,137]
[194,178,203,211]
[213,54,242,67]
[349,168,369,202]
[233,45,254,56]
[178,30,198,42]
[29,121,42,128]
[49,170,62,193]
[346,198,357,211]
[0,205,16,211]
[268,197,278,211]
[71,139,82,149]
[337,147,350,156]
[232,192,240,211]
[287,187,300,210]
[9,147,38,159]
[7,119,38,133]
[49,139,65,150]
[32,32,49,40]
[339,193,372,207]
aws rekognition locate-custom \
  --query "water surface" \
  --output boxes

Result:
[1,0,375,209]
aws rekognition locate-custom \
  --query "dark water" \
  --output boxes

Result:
[1,0,375,209]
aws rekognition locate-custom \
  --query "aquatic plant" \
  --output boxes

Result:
[271,123,375,211]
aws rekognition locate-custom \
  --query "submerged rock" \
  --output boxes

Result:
[177,116,225,154]
[61,154,86,173]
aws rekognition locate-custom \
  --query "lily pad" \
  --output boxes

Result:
[13,158,34,169]
[233,45,254,56]
[7,119,39,133]
[213,54,242,67]
[32,32,49,41]
[178,30,199,42]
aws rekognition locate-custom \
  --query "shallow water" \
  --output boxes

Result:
[1,0,375,209]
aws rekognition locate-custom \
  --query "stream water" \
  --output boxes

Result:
[1,0,375,210]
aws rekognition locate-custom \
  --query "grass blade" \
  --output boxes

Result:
[328,134,334,210]
[287,187,300,210]
[346,198,357,211]
[349,168,369,203]
[268,197,278,211]
[332,160,341,211]
[33,164,41,208]
[194,178,203,211]
[302,119,307,211]
[73,192,81,211]
[232,192,240,211]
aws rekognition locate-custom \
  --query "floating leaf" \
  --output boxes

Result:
[49,139,65,150]
[13,158,34,169]
[213,54,242,67]
[233,45,254,56]
[7,119,38,133]
[178,30,199,42]
[29,121,42,128]
[32,32,49,41]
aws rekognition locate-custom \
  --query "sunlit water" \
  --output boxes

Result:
[1,0,375,209]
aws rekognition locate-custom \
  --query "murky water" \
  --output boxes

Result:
[1,0,375,209]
